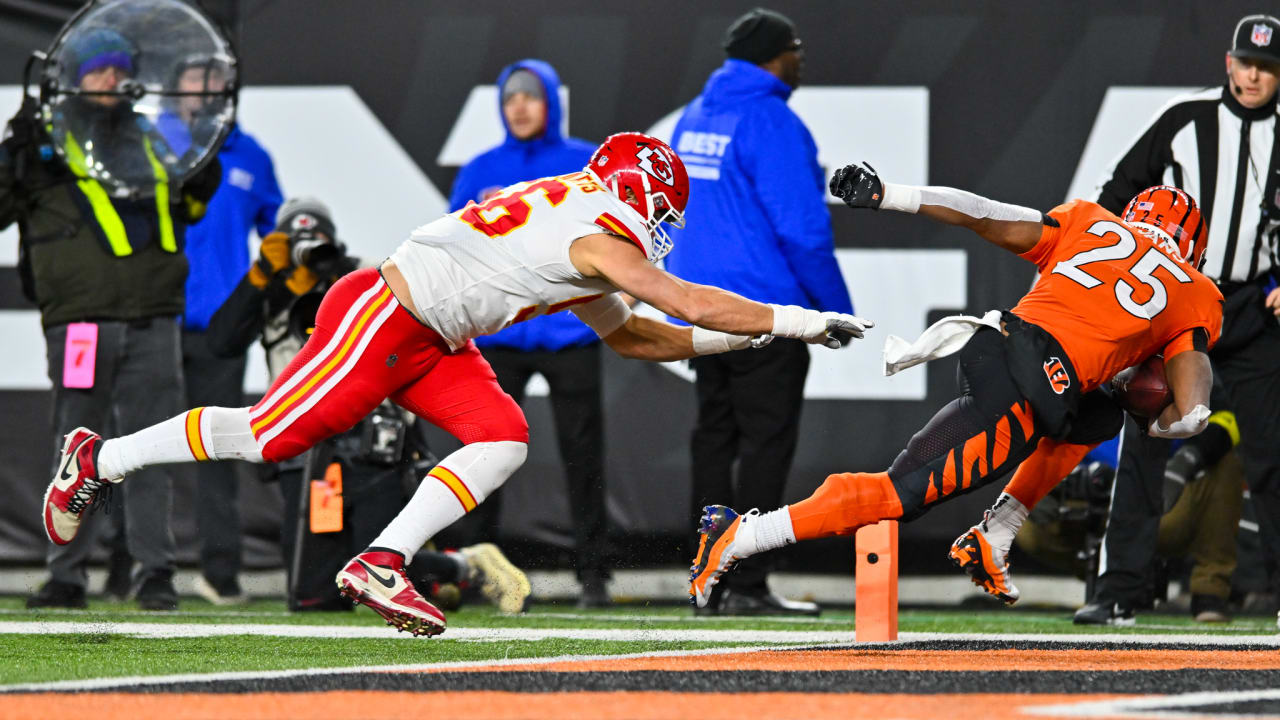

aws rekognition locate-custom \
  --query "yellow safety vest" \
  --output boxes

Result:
[60,127,177,256]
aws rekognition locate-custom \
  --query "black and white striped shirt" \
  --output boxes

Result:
[1097,84,1280,285]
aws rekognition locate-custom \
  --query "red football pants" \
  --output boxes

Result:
[248,268,528,461]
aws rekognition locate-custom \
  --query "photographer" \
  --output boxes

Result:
[207,198,530,612]
[8,28,221,610]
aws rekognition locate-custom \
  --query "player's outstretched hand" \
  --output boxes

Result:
[821,313,873,348]
[829,162,884,209]
[770,305,874,348]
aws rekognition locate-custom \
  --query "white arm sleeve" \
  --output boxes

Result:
[569,294,632,338]
[881,183,1041,223]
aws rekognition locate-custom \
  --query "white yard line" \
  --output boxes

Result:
[0,621,854,643]
[0,642,841,694]
[0,621,1273,646]
[1025,688,1280,717]
[0,623,1275,696]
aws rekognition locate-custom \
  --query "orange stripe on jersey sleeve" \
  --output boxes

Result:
[185,407,209,461]
[594,213,646,254]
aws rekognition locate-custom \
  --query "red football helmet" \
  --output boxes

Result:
[1121,186,1209,270]
[586,132,689,261]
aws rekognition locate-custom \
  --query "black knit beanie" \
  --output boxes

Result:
[723,8,797,65]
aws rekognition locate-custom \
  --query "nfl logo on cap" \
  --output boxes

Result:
[1253,23,1273,47]
[1232,14,1280,63]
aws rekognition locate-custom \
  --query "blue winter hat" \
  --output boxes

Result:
[69,28,136,83]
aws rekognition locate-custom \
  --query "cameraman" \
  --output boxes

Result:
[7,28,221,610]
[207,198,530,612]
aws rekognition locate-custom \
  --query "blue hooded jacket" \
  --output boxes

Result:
[449,59,599,352]
[665,59,852,317]
[181,125,283,331]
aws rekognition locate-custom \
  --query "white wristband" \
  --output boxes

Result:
[880,182,921,213]
[691,327,751,355]
[769,304,814,339]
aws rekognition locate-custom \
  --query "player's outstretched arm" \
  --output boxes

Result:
[1150,349,1212,439]
[829,162,1045,254]
[569,233,872,350]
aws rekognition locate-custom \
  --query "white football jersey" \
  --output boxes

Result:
[390,171,653,350]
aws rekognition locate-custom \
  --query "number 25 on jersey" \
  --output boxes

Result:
[1051,220,1192,320]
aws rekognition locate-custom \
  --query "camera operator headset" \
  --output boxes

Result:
[206,198,482,611]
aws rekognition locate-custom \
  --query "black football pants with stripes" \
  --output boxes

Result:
[890,327,1046,521]
[793,328,1049,537]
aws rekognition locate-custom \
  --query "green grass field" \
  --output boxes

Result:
[2,596,1275,686]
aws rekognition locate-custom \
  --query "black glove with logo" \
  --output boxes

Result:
[829,162,884,209]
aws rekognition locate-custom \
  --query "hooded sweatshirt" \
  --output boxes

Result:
[449,59,599,351]
[664,59,852,316]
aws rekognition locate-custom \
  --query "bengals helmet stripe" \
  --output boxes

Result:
[1121,185,1208,270]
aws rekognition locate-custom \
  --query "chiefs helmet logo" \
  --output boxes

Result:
[1043,356,1070,395]
[291,213,318,231]
[635,145,675,185]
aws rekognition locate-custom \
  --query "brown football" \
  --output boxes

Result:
[1111,355,1173,418]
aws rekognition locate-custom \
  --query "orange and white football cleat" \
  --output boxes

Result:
[948,514,1020,605]
[337,549,447,637]
[689,505,754,608]
[43,427,115,546]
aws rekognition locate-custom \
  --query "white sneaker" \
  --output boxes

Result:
[459,543,531,614]
[193,575,249,606]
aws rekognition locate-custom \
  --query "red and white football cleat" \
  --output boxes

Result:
[43,427,114,546]
[337,549,447,637]
[948,514,1020,605]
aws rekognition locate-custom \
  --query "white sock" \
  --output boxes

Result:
[737,508,797,556]
[371,441,526,560]
[97,406,263,480]
[979,493,1028,564]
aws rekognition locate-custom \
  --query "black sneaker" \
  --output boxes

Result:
[1073,602,1135,626]
[718,586,821,617]
[26,580,87,609]
[1191,594,1231,623]
[136,571,178,611]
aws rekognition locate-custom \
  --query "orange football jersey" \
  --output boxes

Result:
[1011,199,1223,393]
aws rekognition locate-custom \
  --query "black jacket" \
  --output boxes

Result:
[0,97,221,327]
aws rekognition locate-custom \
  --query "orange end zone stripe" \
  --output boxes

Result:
[430,466,477,511]
[251,288,392,434]
[185,407,208,461]
[594,212,645,253]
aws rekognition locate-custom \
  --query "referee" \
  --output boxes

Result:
[1076,14,1280,624]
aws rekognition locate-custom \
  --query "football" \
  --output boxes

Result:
[1111,355,1173,418]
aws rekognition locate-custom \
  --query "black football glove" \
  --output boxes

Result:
[828,162,884,209]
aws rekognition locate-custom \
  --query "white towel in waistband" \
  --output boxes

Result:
[883,309,1003,377]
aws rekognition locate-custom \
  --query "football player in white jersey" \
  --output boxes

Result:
[41,132,871,636]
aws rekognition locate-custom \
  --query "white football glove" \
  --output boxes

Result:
[1149,404,1210,439]
[769,304,873,349]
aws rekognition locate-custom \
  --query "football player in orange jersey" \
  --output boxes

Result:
[689,164,1224,610]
